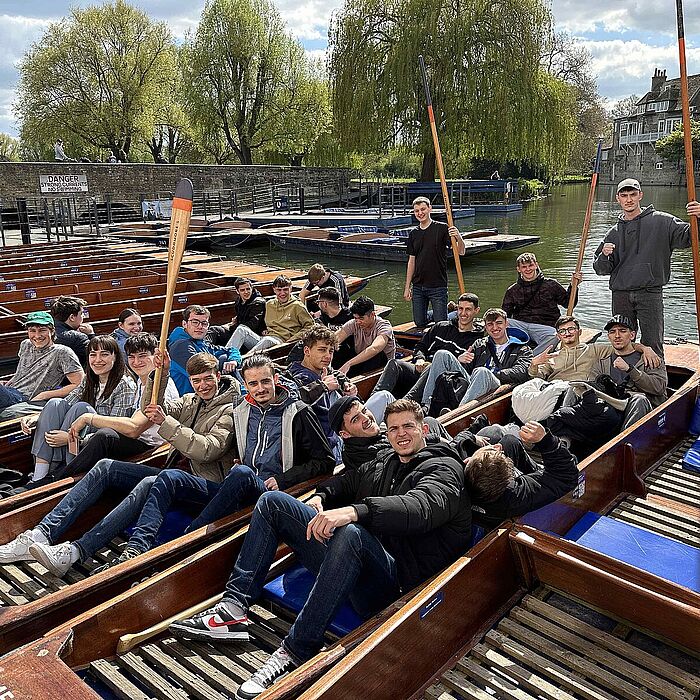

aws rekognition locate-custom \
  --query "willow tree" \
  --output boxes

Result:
[182,0,331,165]
[15,0,175,161]
[328,0,576,179]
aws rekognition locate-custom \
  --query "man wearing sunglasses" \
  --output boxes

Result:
[167,305,242,395]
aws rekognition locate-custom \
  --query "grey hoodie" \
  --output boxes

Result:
[593,205,690,291]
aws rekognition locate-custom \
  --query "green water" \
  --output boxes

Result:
[222,184,697,339]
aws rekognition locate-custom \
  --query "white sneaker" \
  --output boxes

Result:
[0,530,36,564]
[236,647,297,699]
[29,541,74,577]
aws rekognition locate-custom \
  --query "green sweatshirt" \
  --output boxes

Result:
[265,297,315,342]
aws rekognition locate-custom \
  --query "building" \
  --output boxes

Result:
[600,68,700,186]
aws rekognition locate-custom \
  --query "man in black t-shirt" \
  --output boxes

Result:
[403,197,465,327]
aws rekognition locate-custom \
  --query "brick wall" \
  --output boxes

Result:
[0,162,353,199]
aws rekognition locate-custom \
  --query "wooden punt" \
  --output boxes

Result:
[1,374,699,698]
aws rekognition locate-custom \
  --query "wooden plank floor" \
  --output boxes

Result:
[422,588,700,700]
[82,604,337,699]
[609,437,700,548]
[0,536,127,607]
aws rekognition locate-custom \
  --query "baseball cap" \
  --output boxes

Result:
[616,178,641,193]
[328,395,362,434]
[604,314,636,332]
[25,311,54,327]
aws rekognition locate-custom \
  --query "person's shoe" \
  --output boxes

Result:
[470,413,490,433]
[439,407,452,417]
[29,541,74,577]
[90,546,143,576]
[169,601,250,642]
[0,530,36,564]
[236,647,298,699]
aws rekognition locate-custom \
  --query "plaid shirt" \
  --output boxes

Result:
[65,375,137,420]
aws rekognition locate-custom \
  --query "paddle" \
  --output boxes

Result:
[418,55,466,294]
[150,179,193,402]
[567,138,603,315]
[674,0,700,346]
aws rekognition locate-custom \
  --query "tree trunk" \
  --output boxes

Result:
[420,149,436,182]
[288,154,304,166]
[239,142,253,165]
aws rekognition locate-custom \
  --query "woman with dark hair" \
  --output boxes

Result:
[22,336,136,482]
[111,308,143,360]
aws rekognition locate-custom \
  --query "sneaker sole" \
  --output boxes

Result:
[169,623,250,643]
[236,671,290,700]
[29,545,71,577]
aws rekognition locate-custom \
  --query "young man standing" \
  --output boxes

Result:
[335,296,396,377]
[502,252,581,353]
[299,263,350,308]
[0,311,84,419]
[167,305,242,395]
[593,179,700,355]
[403,196,465,327]
[169,399,470,699]
[50,296,95,366]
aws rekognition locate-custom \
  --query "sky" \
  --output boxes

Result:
[0,0,699,138]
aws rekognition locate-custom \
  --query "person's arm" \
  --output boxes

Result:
[248,300,267,334]
[501,286,516,318]
[71,409,151,439]
[494,345,533,384]
[616,357,668,397]
[105,378,138,418]
[448,226,466,255]
[335,319,353,345]
[404,255,416,300]
[413,323,437,362]
[286,305,316,343]
[299,281,313,304]
[315,466,362,509]
[32,369,85,401]
[340,334,388,375]
[593,233,617,275]
[528,346,556,378]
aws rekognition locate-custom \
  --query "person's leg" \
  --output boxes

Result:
[427,287,448,323]
[370,360,417,397]
[633,289,665,357]
[612,290,637,331]
[251,335,283,352]
[421,350,468,406]
[0,400,46,420]
[459,367,501,404]
[31,397,71,467]
[227,325,261,352]
[364,390,395,424]
[620,394,653,430]
[58,402,98,466]
[348,353,387,377]
[35,459,160,546]
[61,428,148,479]
[411,285,429,328]
[404,369,430,403]
[0,386,26,413]
[283,523,399,663]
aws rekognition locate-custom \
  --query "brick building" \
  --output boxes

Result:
[600,68,700,186]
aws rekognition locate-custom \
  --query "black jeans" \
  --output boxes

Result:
[371,360,419,398]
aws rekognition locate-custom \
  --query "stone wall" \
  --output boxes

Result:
[0,162,353,200]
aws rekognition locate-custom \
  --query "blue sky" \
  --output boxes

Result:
[0,0,698,137]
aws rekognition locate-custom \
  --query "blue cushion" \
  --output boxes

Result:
[124,508,193,547]
[682,437,700,473]
[262,565,364,636]
[564,512,700,592]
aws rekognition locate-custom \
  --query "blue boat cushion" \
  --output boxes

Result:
[564,512,700,593]
[262,565,364,636]
[682,437,700,473]
[124,508,193,548]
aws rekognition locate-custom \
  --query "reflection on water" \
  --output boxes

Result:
[223,184,697,339]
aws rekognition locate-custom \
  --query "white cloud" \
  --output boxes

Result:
[276,0,340,40]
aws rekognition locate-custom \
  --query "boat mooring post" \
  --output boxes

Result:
[16,198,31,245]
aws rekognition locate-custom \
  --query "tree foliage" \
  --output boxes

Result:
[328,0,577,180]
[15,0,176,161]
[655,120,700,162]
[0,133,21,162]
[182,0,331,165]
[609,94,640,120]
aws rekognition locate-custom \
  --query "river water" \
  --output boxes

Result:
[223,184,698,340]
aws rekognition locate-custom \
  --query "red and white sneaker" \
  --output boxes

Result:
[169,601,250,642]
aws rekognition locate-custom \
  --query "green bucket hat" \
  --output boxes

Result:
[25,310,55,327]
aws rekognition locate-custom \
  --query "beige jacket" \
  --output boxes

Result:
[264,297,315,342]
[529,343,614,381]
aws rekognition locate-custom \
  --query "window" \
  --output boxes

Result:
[657,101,670,112]
[655,162,663,170]
[671,118,682,131]
[658,121,666,135]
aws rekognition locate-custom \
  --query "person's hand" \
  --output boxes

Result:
[339,361,352,376]
[31,391,50,402]
[79,322,94,335]
[403,288,412,301]
[306,506,357,543]
[458,346,475,364]
[153,348,171,371]
[531,346,558,367]
[264,477,279,491]
[415,359,428,373]
[613,356,630,372]
[641,346,661,369]
[45,429,70,447]
[321,369,340,392]
[343,381,358,396]
[687,200,700,218]
[519,421,546,444]
[306,495,324,513]
[223,361,237,373]
[572,272,583,283]
[20,414,39,434]
[69,413,92,441]
[448,226,460,240]
[602,242,616,256]
[474,435,490,447]
[312,310,322,320]
[144,403,167,425]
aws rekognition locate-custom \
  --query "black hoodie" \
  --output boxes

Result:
[317,441,471,591]
[502,270,574,327]
[235,288,267,335]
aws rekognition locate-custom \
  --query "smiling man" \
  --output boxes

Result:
[593,179,700,355]
[169,399,470,699]
[223,278,268,352]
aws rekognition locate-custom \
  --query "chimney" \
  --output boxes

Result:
[651,68,667,93]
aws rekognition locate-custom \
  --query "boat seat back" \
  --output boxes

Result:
[564,511,700,593]
[262,564,364,636]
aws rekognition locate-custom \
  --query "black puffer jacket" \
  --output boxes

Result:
[317,442,471,591]
[413,319,484,362]
[502,271,574,327]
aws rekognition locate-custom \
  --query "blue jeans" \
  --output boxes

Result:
[36,459,160,560]
[412,285,448,327]
[128,465,267,552]
[223,491,399,663]
[0,385,26,412]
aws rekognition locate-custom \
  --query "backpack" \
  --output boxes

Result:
[429,372,471,416]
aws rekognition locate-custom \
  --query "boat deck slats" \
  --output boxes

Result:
[0,537,126,607]
[422,589,700,700]
[83,603,338,699]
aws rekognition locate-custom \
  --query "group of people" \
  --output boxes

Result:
[0,179,697,699]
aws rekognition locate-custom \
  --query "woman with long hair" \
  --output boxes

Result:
[111,308,143,361]
[22,335,136,481]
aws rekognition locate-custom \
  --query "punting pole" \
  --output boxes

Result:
[418,55,466,294]
[567,138,603,314]
[150,178,193,403]
[675,0,700,346]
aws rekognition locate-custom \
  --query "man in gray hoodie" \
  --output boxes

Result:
[593,178,700,355]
